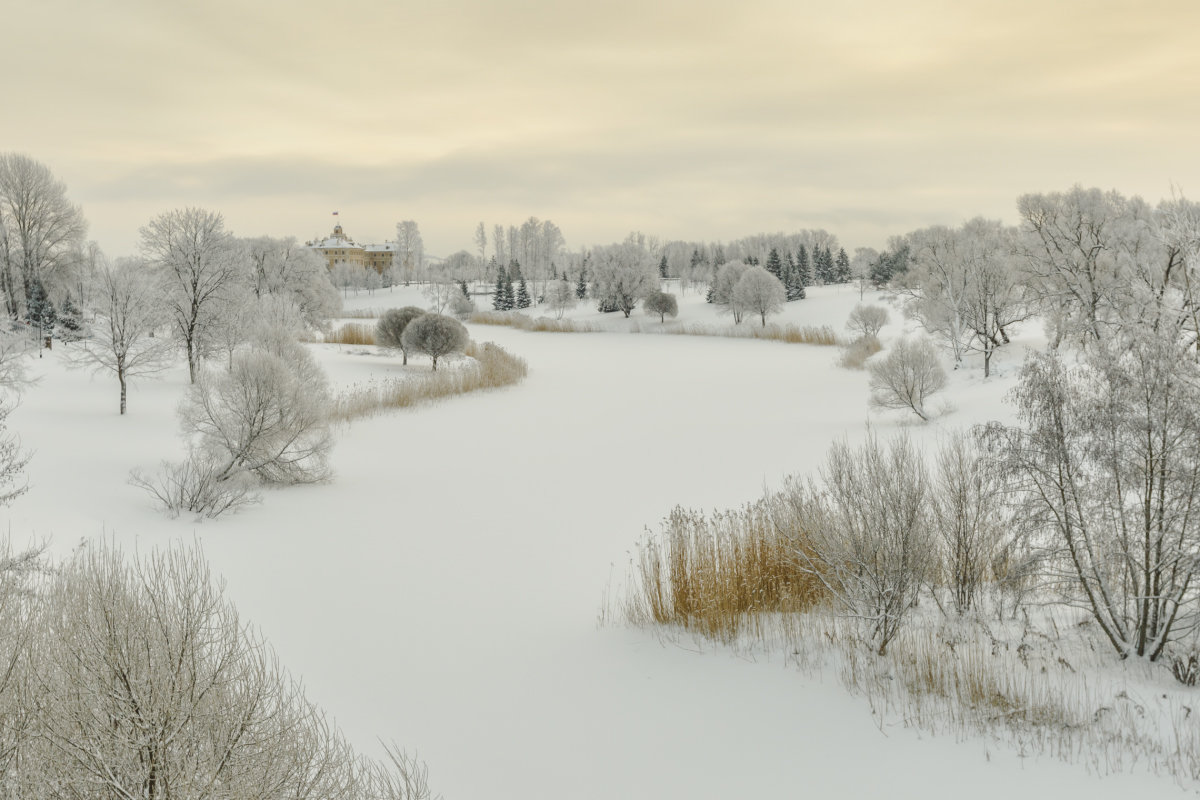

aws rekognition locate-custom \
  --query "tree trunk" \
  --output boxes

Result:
[119,371,127,415]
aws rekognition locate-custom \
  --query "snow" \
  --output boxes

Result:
[2,285,1184,798]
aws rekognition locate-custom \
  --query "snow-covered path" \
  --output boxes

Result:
[3,301,1179,798]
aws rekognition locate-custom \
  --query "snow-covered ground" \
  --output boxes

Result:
[2,285,1183,798]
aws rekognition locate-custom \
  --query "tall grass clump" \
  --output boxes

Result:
[329,340,527,423]
[325,323,376,345]
[625,503,826,643]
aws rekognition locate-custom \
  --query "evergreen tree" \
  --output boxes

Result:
[795,245,811,286]
[25,278,56,352]
[459,279,470,299]
[784,255,806,301]
[503,271,516,310]
[835,248,851,283]
[58,291,85,340]
[690,249,703,274]
[515,276,531,309]
[509,258,523,282]
[575,266,588,300]
[712,245,726,267]
[765,247,783,281]
[705,282,716,303]
[658,255,669,279]
[492,266,510,311]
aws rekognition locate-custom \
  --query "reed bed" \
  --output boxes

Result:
[328,340,528,423]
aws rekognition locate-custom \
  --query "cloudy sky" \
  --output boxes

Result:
[4,0,1198,257]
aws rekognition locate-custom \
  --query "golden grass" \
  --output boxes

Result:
[624,503,826,644]
[325,323,377,346]
[467,310,603,333]
[328,340,528,423]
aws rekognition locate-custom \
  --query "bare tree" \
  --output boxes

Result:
[245,236,341,330]
[72,257,174,414]
[401,313,468,371]
[931,431,1008,614]
[732,267,786,327]
[867,337,947,422]
[846,304,889,338]
[0,153,87,321]
[140,208,247,383]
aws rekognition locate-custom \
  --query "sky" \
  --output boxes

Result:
[4,0,1199,258]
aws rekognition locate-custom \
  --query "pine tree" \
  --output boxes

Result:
[819,247,835,284]
[690,249,703,274]
[765,248,783,281]
[705,282,716,303]
[492,266,510,311]
[515,276,531,309]
[659,255,669,279]
[575,267,588,300]
[459,279,470,299]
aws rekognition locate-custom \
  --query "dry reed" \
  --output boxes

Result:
[325,323,377,346]
[624,503,826,643]
[328,340,528,423]
[469,310,840,345]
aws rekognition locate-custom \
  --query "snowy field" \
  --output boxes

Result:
[2,284,1184,798]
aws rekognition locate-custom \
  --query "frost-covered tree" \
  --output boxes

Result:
[24,277,55,354]
[642,289,678,323]
[764,248,783,282]
[846,304,889,338]
[544,276,577,319]
[140,208,246,383]
[0,154,87,321]
[515,276,531,309]
[401,313,468,371]
[181,334,332,485]
[710,260,750,320]
[575,265,588,300]
[57,292,85,341]
[73,257,173,415]
[395,220,423,285]
[995,336,1200,661]
[732,266,786,327]
[867,337,946,421]
[375,306,425,365]
[589,235,658,318]
[245,236,340,330]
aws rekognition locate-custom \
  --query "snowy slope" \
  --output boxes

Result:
[1,286,1181,799]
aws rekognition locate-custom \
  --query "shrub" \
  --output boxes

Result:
[130,452,259,519]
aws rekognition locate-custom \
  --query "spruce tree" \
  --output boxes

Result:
[516,276,531,309]
[59,291,85,340]
[25,278,56,354]
[765,247,783,281]
[575,267,588,300]
[503,271,516,310]
[459,279,470,299]
[659,255,669,279]
[835,248,851,283]
[796,245,811,286]
[492,266,509,311]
